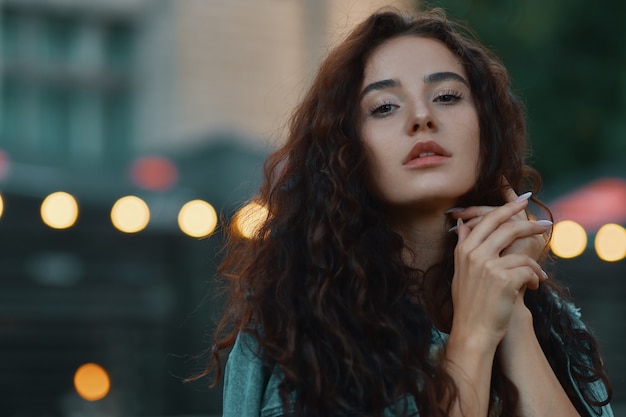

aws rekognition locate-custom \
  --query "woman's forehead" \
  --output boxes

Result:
[362,36,466,86]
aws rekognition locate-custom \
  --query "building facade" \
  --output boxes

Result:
[0,1,413,416]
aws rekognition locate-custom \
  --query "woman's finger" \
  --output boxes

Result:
[446,187,531,222]
[501,233,548,262]
[473,219,552,259]
[449,216,482,232]
[498,262,540,293]
[457,195,531,251]
[502,184,519,203]
[447,206,494,221]
[492,253,547,289]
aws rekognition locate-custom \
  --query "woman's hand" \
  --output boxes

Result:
[447,187,551,330]
[443,196,552,417]
[449,196,551,348]
[447,187,550,263]
[448,192,580,417]
[447,189,551,343]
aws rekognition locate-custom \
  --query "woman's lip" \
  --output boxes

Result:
[403,154,449,168]
[403,140,451,165]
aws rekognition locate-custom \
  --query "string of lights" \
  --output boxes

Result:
[0,190,267,240]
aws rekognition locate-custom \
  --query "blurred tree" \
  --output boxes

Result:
[426,0,626,183]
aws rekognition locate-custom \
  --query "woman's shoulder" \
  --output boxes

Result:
[223,332,285,417]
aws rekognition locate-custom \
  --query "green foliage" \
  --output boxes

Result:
[425,0,626,182]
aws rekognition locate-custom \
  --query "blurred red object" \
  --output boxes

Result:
[550,178,626,231]
[0,150,10,181]
[130,156,178,191]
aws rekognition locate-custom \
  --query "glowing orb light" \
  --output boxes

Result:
[550,220,587,258]
[178,200,218,238]
[234,202,268,239]
[595,223,626,262]
[74,363,110,401]
[111,196,150,233]
[41,192,79,229]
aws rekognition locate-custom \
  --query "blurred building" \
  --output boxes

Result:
[0,0,412,416]
[1,0,414,165]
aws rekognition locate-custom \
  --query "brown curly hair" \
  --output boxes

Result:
[204,8,612,417]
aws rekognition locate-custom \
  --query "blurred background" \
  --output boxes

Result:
[0,0,624,416]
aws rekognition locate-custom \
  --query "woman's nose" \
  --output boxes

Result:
[408,106,437,134]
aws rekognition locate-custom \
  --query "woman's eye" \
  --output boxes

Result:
[434,91,463,104]
[369,103,398,116]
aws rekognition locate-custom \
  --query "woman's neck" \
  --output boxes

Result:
[392,209,452,271]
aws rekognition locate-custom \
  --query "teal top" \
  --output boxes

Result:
[222,298,613,416]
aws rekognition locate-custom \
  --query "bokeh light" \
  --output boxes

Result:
[234,201,268,239]
[550,220,587,258]
[40,192,79,229]
[0,193,4,219]
[110,196,150,233]
[595,223,626,262]
[130,156,178,191]
[74,363,110,401]
[178,200,218,238]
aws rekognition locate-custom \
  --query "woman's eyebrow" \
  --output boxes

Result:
[361,72,468,99]
[424,71,468,86]
[360,78,400,98]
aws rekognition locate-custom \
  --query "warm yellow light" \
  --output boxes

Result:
[110,196,150,233]
[74,363,110,401]
[595,223,626,262]
[0,193,4,219]
[178,200,218,238]
[550,220,587,258]
[41,191,79,229]
[234,201,269,239]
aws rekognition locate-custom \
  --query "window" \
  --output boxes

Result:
[0,3,136,165]
[104,21,135,72]
[42,15,80,67]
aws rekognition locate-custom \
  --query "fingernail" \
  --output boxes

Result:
[515,191,532,203]
[448,217,463,232]
[444,207,465,214]
[541,269,549,280]
[535,220,553,227]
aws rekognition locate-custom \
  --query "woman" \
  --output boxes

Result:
[206,8,613,417]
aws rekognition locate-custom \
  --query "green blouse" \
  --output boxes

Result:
[222,299,613,416]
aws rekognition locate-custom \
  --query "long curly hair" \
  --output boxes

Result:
[206,8,612,417]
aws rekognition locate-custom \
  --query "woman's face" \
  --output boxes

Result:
[359,35,481,215]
